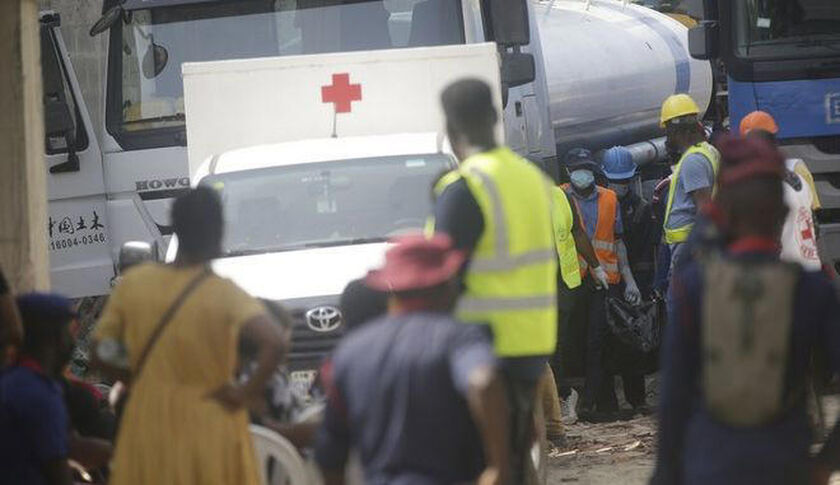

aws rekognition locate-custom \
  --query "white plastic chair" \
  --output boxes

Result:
[250,425,310,485]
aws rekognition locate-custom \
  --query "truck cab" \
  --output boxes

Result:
[689,0,840,269]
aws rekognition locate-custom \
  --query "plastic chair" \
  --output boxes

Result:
[250,425,310,485]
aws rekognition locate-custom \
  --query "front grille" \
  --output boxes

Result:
[285,303,345,372]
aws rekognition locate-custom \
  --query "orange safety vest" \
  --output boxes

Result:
[563,185,621,284]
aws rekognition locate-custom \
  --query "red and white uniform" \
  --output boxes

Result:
[781,159,821,271]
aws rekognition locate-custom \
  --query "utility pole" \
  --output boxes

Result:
[0,0,49,292]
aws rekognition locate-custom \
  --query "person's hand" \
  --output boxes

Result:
[206,382,249,413]
[592,266,609,290]
[624,280,641,305]
[476,467,506,485]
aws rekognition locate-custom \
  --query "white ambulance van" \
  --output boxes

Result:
[166,43,500,383]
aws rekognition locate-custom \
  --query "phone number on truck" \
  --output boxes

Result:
[50,232,107,251]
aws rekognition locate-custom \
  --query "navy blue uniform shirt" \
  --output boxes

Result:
[653,247,840,485]
[315,312,497,484]
[0,363,69,485]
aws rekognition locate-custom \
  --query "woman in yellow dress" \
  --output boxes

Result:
[93,187,287,484]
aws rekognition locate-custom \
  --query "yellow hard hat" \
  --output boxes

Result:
[660,94,700,127]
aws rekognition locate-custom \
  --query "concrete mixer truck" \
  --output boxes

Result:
[39,1,711,352]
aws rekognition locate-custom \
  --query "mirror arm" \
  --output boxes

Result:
[49,131,80,174]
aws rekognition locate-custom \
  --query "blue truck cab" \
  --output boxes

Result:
[690,0,840,269]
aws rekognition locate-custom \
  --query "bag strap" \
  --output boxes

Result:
[133,267,212,382]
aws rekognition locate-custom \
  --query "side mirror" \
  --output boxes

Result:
[688,22,719,60]
[41,26,80,173]
[501,52,536,88]
[489,0,530,46]
[118,241,156,274]
[142,42,169,79]
[44,97,74,139]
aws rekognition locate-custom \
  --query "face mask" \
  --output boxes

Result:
[570,170,595,190]
[608,183,630,198]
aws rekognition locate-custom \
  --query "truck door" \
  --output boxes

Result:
[41,13,114,298]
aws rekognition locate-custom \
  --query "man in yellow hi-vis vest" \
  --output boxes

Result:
[660,94,720,282]
[431,79,556,483]
[550,184,605,425]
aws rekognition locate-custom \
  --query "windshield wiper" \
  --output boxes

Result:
[223,237,387,257]
[299,237,388,249]
[123,113,185,125]
[794,35,840,51]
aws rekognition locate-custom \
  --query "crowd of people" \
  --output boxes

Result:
[0,77,838,485]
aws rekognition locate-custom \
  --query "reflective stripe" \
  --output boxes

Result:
[592,240,615,252]
[664,224,693,244]
[471,249,556,272]
[467,167,509,256]
[458,294,555,313]
[466,167,552,272]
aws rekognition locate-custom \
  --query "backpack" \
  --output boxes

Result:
[701,257,801,427]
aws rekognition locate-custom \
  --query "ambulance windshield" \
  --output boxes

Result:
[201,153,453,256]
[108,0,464,143]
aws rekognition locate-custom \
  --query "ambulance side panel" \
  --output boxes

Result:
[182,43,503,173]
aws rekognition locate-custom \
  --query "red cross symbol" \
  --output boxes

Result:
[321,73,362,114]
[802,223,814,242]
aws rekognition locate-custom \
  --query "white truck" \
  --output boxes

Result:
[40,0,712,302]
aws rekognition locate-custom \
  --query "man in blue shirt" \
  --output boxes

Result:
[315,235,509,485]
[564,148,642,421]
[0,293,77,485]
[653,137,840,485]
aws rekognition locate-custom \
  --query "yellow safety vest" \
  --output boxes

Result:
[432,147,558,357]
[552,187,582,290]
[663,141,720,244]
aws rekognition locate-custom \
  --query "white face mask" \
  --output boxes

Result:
[570,170,595,190]
[608,183,630,198]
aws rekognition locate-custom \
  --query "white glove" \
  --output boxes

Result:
[624,280,641,305]
[592,266,609,290]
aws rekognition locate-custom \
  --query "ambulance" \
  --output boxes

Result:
[168,44,501,383]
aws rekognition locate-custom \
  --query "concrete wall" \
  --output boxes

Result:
[39,0,106,136]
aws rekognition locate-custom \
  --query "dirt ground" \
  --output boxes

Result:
[545,394,840,485]
[546,415,656,485]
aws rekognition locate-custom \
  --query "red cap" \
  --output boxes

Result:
[716,135,785,188]
[739,110,780,136]
[366,234,465,293]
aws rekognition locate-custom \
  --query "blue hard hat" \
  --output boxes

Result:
[602,146,637,180]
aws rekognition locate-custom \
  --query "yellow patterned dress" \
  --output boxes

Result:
[95,263,265,485]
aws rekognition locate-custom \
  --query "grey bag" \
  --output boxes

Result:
[702,258,800,427]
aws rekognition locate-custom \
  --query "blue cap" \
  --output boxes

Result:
[602,146,637,180]
[564,148,600,172]
[16,293,77,328]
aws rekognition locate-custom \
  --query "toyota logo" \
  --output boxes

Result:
[305,306,343,333]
